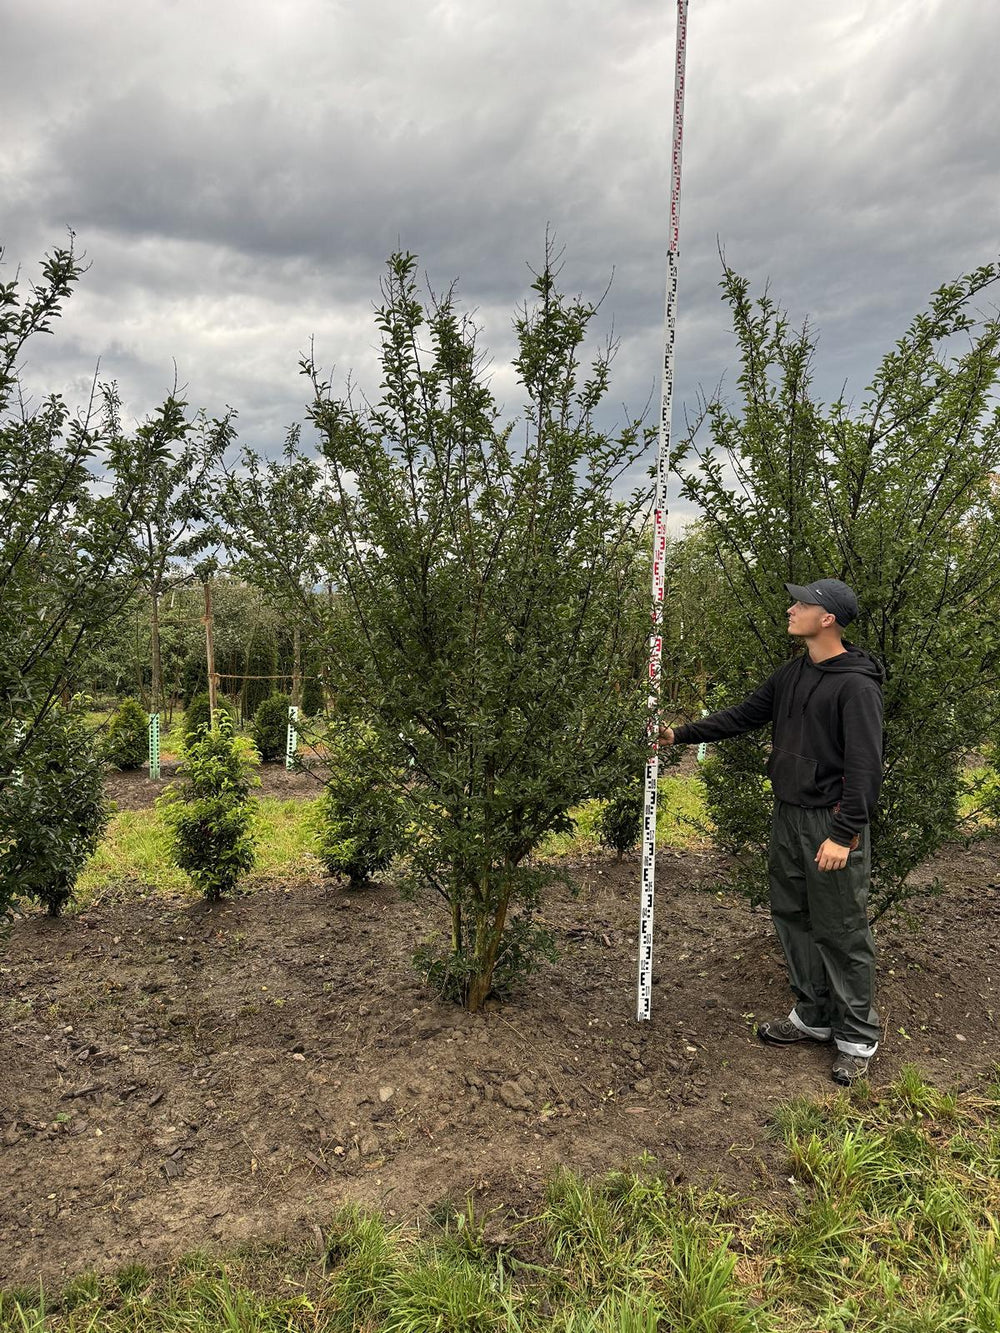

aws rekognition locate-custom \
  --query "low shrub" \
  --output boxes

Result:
[597,781,644,861]
[252,693,292,763]
[104,698,149,770]
[183,691,237,749]
[300,672,325,717]
[159,717,259,900]
[0,707,111,917]
[313,723,405,886]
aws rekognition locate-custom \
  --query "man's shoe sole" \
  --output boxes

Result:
[757,1022,831,1047]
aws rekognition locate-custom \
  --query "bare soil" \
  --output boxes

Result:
[101,748,703,814]
[102,760,329,812]
[1,825,997,1288]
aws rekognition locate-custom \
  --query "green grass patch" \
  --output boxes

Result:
[958,763,998,830]
[75,797,323,906]
[540,774,710,858]
[82,708,114,731]
[756,1066,1000,1327]
[4,1068,997,1330]
[76,777,709,906]
[159,714,187,757]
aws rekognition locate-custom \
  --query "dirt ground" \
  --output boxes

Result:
[102,758,330,812]
[1,807,998,1288]
[101,748,703,814]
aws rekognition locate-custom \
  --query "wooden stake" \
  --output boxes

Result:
[292,623,303,709]
[203,577,218,726]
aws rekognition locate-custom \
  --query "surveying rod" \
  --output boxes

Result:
[637,0,690,1021]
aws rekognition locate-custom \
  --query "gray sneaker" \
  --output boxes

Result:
[757,1017,831,1046]
[831,1052,870,1085]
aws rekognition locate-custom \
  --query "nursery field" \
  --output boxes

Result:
[1,800,997,1322]
[7,233,1000,1328]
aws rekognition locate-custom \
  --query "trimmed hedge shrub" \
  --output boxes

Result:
[159,716,258,900]
[313,723,404,886]
[104,698,148,770]
[252,693,292,763]
[183,691,238,749]
[181,654,208,705]
[0,708,111,917]
[300,672,324,717]
[598,782,644,861]
[240,633,279,722]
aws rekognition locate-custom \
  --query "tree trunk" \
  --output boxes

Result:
[203,579,218,725]
[150,586,163,715]
[464,887,511,1013]
[466,968,492,1014]
[451,899,462,956]
[240,626,254,722]
[292,623,302,709]
[134,605,148,706]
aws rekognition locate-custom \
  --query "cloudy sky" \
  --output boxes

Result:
[3,0,997,523]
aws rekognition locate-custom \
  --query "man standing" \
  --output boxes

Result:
[663,579,884,1085]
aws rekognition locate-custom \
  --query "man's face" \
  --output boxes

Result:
[787,600,833,637]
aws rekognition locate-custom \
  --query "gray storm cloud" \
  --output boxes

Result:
[2,0,997,518]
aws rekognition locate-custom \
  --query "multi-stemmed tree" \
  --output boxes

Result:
[224,251,654,1008]
[671,261,1000,916]
[1,240,168,924]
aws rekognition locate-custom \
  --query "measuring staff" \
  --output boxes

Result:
[637,0,690,1023]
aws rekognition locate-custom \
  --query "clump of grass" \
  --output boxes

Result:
[112,1264,151,1297]
[767,1095,835,1143]
[382,1249,512,1330]
[322,1205,399,1330]
[760,1065,1000,1325]
[0,1284,44,1316]
[538,1167,758,1330]
[1,1251,325,1332]
[57,1273,101,1311]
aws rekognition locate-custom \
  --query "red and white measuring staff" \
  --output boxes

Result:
[637,0,689,1021]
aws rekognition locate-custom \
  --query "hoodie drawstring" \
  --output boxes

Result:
[787,655,807,717]
[786,653,825,717]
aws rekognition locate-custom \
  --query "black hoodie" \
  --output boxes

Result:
[672,646,885,847]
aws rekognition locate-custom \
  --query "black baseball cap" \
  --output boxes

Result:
[784,578,859,627]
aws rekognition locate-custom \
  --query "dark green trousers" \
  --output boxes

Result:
[768,800,880,1056]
